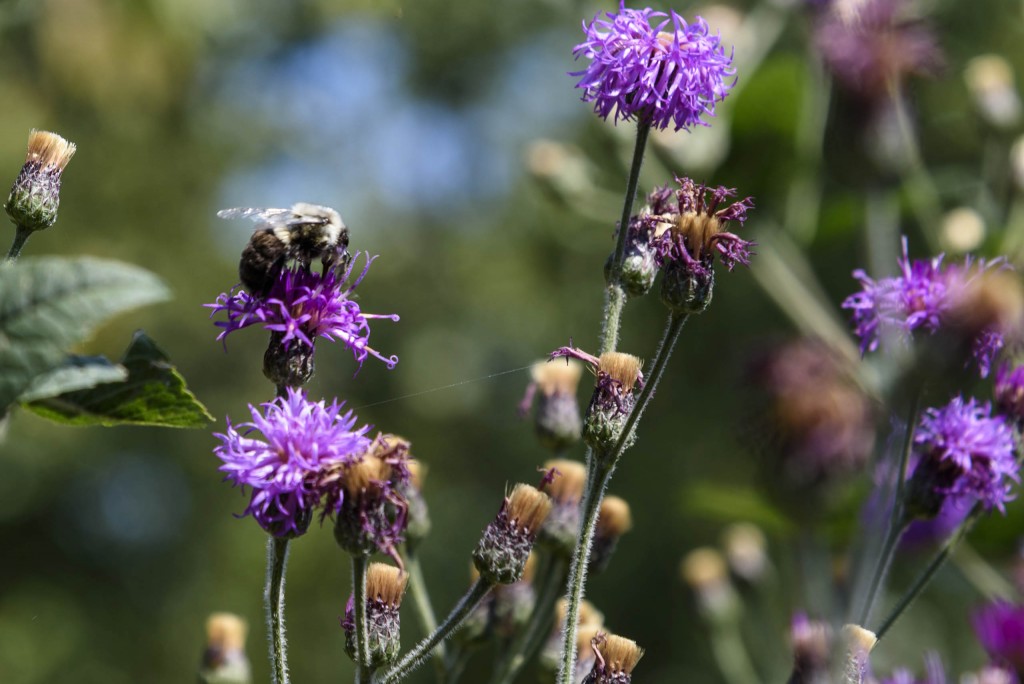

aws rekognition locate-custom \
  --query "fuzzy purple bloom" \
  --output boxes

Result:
[213,388,372,537]
[207,253,399,370]
[571,2,736,131]
[909,396,1019,515]
[974,602,1024,675]
[842,238,1008,376]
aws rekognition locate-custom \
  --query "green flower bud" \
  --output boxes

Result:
[5,130,75,233]
[473,484,551,585]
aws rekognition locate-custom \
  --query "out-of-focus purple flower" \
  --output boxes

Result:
[878,652,947,684]
[207,254,400,369]
[571,2,736,131]
[905,396,1018,519]
[996,363,1024,425]
[974,601,1024,675]
[842,238,1013,377]
[646,176,755,276]
[815,0,943,99]
[214,388,372,537]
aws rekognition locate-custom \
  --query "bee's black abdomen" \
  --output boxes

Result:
[240,230,287,295]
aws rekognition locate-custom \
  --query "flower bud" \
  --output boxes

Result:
[473,484,551,585]
[520,360,584,452]
[581,632,644,684]
[788,613,830,684]
[660,258,715,314]
[583,353,644,453]
[722,522,768,583]
[607,216,660,298]
[541,599,604,674]
[841,624,877,684]
[199,613,252,684]
[492,552,538,638]
[538,459,588,556]
[589,495,632,574]
[681,547,738,622]
[5,130,75,233]
[403,458,431,546]
[965,55,1022,130]
[263,332,315,389]
[940,207,986,254]
[343,563,408,668]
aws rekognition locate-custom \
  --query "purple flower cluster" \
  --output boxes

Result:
[207,254,399,369]
[214,388,372,537]
[571,3,736,131]
[974,601,1024,676]
[842,238,1007,376]
[911,396,1018,514]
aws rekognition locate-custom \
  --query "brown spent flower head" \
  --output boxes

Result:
[407,459,425,492]
[597,352,643,394]
[507,484,553,535]
[555,597,605,629]
[366,563,408,607]
[596,496,632,538]
[592,632,644,676]
[342,454,392,495]
[544,459,588,505]
[6,129,77,233]
[949,268,1024,345]
[722,522,767,581]
[532,359,584,396]
[26,130,76,170]
[206,613,248,654]
[681,547,728,591]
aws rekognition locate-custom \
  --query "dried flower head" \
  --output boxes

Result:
[583,632,645,684]
[200,613,251,684]
[207,253,400,370]
[571,2,736,131]
[343,562,407,668]
[403,457,431,545]
[213,388,371,537]
[904,396,1019,520]
[722,522,768,582]
[974,601,1024,676]
[519,359,584,451]
[590,495,633,574]
[6,130,76,232]
[539,459,590,556]
[995,364,1024,426]
[473,484,552,585]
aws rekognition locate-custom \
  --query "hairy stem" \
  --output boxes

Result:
[557,312,688,683]
[265,537,291,684]
[5,225,32,262]
[353,554,373,684]
[376,578,493,684]
[404,547,446,679]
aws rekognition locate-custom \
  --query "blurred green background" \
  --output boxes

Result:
[2,0,1024,682]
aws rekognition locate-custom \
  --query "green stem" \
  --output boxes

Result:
[875,502,984,640]
[265,537,291,684]
[710,622,762,684]
[490,556,569,684]
[556,312,688,684]
[404,547,446,680]
[376,578,493,684]
[5,225,32,262]
[601,121,651,355]
[888,85,941,253]
[353,555,373,684]
[856,395,919,626]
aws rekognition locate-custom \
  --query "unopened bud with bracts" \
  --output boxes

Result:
[6,130,75,233]
[841,625,877,684]
[539,459,588,556]
[473,484,551,585]
[788,613,830,684]
[722,522,768,583]
[682,547,739,622]
[263,332,315,388]
[606,214,660,298]
[492,552,538,638]
[589,495,632,574]
[343,563,408,668]
[550,346,644,453]
[582,632,644,684]
[541,599,604,674]
[519,360,584,452]
[199,613,251,684]
[403,459,431,546]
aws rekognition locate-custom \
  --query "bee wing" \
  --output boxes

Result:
[216,207,293,224]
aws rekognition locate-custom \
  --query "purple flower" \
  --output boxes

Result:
[213,388,372,537]
[974,602,1024,675]
[207,253,399,369]
[842,238,1010,377]
[571,2,736,131]
[907,396,1018,517]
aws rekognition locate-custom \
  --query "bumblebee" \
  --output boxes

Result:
[217,202,349,295]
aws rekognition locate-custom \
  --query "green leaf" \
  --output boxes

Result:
[17,355,128,403]
[680,482,795,536]
[25,331,214,428]
[0,257,170,411]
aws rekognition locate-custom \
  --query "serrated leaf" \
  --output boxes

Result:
[18,355,127,402]
[0,257,170,411]
[25,331,214,428]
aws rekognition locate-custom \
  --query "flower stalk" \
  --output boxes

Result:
[352,554,372,683]
[265,537,291,684]
[404,548,445,678]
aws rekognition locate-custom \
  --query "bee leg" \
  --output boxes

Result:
[322,246,351,278]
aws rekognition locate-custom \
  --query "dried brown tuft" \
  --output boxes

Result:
[577,624,604,655]
[950,269,1024,341]
[681,547,727,590]
[555,598,603,628]
[507,484,552,534]
[407,459,426,492]
[26,130,76,170]
[594,632,644,674]
[543,459,588,504]
[531,359,584,396]
[521,551,538,584]
[343,454,391,495]
[206,613,247,652]
[596,496,633,538]
[597,352,643,393]
[671,211,722,261]
[366,563,408,606]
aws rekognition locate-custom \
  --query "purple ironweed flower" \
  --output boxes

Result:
[842,238,1014,377]
[213,388,372,537]
[996,363,1024,425]
[975,601,1024,676]
[878,652,947,684]
[571,2,736,131]
[207,253,400,370]
[904,396,1019,520]
[814,0,943,99]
